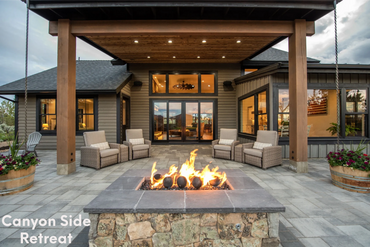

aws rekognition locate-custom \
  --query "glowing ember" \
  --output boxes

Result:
[149,149,227,190]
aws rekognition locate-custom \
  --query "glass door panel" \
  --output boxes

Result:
[201,102,213,140]
[154,102,167,140]
[186,102,198,141]
[169,102,182,140]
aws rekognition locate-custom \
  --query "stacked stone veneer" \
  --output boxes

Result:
[88,212,280,247]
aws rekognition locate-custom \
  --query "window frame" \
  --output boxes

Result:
[149,71,218,96]
[36,96,57,136]
[76,96,98,135]
[273,83,370,145]
[238,85,269,138]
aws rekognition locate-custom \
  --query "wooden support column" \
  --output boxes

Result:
[289,19,308,173]
[57,19,76,175]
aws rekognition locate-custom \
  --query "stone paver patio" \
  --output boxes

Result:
[0,145,369,247]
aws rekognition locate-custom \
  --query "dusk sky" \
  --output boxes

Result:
[0,0,369,89]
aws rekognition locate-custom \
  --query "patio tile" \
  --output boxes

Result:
[0,228,18,242]
[299,237,330,247]
[0,238,28,247]
[185,190,234,213]
[288,218,344,237]
[336,225,370,246]
[135,190,185,213]
[321,236,364,247]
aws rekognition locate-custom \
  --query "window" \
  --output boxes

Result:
[239,90,268,135]
[150,72,216,95]
[345,89,367,137]
[39,98,56,132]
[244,69,258,75]
[277,88,367,138]
[77,98,95,131]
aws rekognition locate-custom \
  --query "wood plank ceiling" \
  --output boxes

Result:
[86,35,279,63]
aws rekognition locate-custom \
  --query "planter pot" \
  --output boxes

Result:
[330,165,370,193]
[0,166,36,196]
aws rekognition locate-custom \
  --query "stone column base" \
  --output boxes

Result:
[57,162,76,175]
[289,160,308,173]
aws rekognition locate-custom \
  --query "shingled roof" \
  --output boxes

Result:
[0,60,132,94]
[251,48,320,63]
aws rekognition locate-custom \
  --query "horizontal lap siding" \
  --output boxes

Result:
[18,95,116,150]
[129,64,240,140]
[98,94,117,143]
[121,81,131,96]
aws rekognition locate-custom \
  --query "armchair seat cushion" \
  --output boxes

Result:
[243,148,263,157]
[214,144,232,151]
[132,144,150,151]
[219,139,234,145]
[91,142,110,150]
[100,149,119,158]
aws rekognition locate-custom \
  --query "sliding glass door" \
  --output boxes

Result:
[152,100,216,142]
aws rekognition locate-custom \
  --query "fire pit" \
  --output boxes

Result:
[142,149,229,191]
[84,150,285,247]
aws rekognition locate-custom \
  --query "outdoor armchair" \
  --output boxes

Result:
[212,128,239,160]
[80,130,120,169]
[123,129,151,160]
[243,130,282,169]
[24,132,42,157]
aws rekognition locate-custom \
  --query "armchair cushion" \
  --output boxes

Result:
[244,148,263,157]
[83,130,107,146]
[132,144,150,151]
[256,130,278,146]
[129,138,144,145]
[91,142,110,150]
[126,129,143,140]
[214,144,232,151]
[100,149,119,158]
[253,142,272,150]
[219,139,234,145]
[220,128,237,141]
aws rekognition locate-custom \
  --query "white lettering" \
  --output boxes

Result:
[83,218,91,226]
[44,235,50,243]
[68,233,73,243]
[60,215,68,226]
[30,235,37,244]
[50,236,57,244]
[13,218,21,227]
[20,232,29,243]
[38,233,43,243]
[2,215,11,227]
[23,218,30,227]
[74,214,82,226]
[49,218,56,227]
[59,236,66,244]
[31,218,38,230]
[39,218,47,227]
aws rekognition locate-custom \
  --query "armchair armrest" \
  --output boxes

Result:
[211,139,219,158]
[80,146,101,169]
[144,139,152,157]
[230,140,240,161]
[109,143,120,149]
[123,141,133,160]
[242,143,254,149]
[262,146,283,168]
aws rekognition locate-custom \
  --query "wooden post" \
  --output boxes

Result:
[56,19,76,175]
[288,19,308,173]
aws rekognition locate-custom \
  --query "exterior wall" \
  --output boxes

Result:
[17,94,117,150]
[129,63,240,140]
[121,81,131,97]
[235,71,370,158]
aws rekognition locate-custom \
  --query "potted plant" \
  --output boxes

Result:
[326,122,359,136]
[327,143,370,193]
[0,134,40,196]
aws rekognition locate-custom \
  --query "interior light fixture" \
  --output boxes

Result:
[168,40,172,43]
[173,56,176,58]
[236,40,241,43]
[197,56,200,58]
[222,56,226,58]
[202,40,207,43]
[134,40,139,43]
[147,56,150,58]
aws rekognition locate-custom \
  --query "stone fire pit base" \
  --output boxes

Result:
[88,212,280,247]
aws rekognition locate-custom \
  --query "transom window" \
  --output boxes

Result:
[150,72,216,95]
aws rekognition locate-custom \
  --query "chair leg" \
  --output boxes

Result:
[34,150,38,157]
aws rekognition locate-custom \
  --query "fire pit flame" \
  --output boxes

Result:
[150,149,227,190]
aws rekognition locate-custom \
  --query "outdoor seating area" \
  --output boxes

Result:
[0,145,369,247]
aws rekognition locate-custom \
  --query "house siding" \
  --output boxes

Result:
[235,71,370,158]
[129,63,240,140]
[17,94,116,150]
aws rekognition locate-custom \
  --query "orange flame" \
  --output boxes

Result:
[150,149,227,189]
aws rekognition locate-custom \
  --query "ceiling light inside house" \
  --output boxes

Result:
[168,40,172,43]
[236,40,241,43]
[197,56,200,58]
[202,40,207,43]
[134,40,139,43]
[222,56,226,58]
[173,56,176,58]
[208,85,210,87]
[147,56,150,58]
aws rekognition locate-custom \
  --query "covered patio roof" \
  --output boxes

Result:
[26,0,339,63]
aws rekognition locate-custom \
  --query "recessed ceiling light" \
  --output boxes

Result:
[202,40,207,43]
[173,56,176,58]
[222,56,226,58]
[161,86,164,87]
[168,40,172,43]
[134,40,138,43]
[208,85,211,87]
[147,56,150,58]
[202,80,204,82]
[197,56,200,58]
[236,40,241,43]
